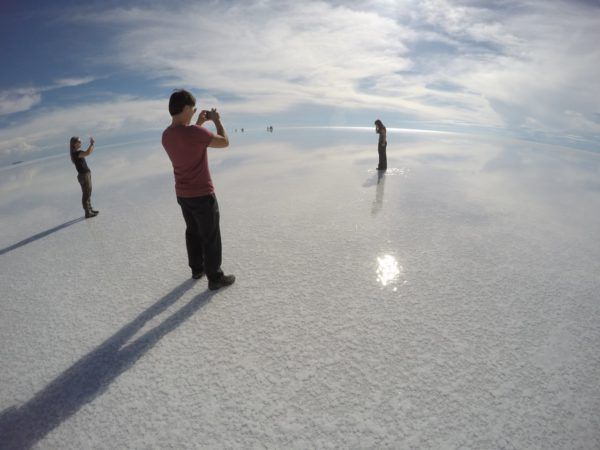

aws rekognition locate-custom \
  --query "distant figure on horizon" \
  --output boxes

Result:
[161,89,235,290]
[69,136,99,218]
[375,119,387,171]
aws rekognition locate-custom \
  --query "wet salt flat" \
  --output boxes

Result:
[1,128,599,448]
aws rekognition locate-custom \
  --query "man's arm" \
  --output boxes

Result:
[209,118,229,148]
[78,137,96,158]
[204,109,229,148]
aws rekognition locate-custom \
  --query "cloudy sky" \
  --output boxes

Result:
[1,0,599,163]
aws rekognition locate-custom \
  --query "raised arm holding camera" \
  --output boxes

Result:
[161,90,235,290]
[197,107,229,147]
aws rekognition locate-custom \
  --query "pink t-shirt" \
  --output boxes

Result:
[162,125,215,197]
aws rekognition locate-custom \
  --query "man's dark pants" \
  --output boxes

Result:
[177,194,224,281]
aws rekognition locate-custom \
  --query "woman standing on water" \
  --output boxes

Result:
[375,119,387,171]
[70,136,99,218]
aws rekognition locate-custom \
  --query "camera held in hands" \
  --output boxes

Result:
[205,110,213,121]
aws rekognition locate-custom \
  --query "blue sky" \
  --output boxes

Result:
[1,0,599,163]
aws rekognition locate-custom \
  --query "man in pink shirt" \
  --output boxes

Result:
[162,90,235,290]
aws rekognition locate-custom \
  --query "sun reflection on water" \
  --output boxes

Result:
[376,254,402,289]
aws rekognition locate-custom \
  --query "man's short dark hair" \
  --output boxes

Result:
[169,89,196,116]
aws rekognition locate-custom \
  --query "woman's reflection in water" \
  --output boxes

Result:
[371,170,386,216]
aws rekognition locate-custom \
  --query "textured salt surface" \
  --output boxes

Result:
[1,129,599,448]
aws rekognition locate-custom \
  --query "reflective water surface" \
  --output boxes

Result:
[376,254,403,291]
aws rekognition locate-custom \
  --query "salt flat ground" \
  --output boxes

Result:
[1,128,599,449]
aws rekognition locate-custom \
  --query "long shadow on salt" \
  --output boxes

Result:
[0,218,85,256]
[0,279,219,449]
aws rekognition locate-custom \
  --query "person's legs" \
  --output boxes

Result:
[183,195,223,280]
[84,173,92,210]
[77,174,86,211]
[86,173,98,213]
[199,194,223,281]
[378,144,387,170]
[177,197,205,276]
[177,194,233,288]
[78,173,95,216]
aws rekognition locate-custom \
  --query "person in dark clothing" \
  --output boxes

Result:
[161,89,235,290]
[70,136,98,218]
[375,119,387,171]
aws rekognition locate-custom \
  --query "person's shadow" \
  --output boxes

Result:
[0,279,218,449]
[0,218,85,256]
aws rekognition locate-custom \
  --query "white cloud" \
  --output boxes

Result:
[0,90,42,116]
[53,76,98,88]
[0,97,166,158]
[0,77,97,117]
[400,0,600,137]
[80,2,440,114]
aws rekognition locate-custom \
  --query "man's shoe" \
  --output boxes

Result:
[208,274,236,291]
[90,208,99,214]
[192,271,204,280]
[85,210,98,218]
